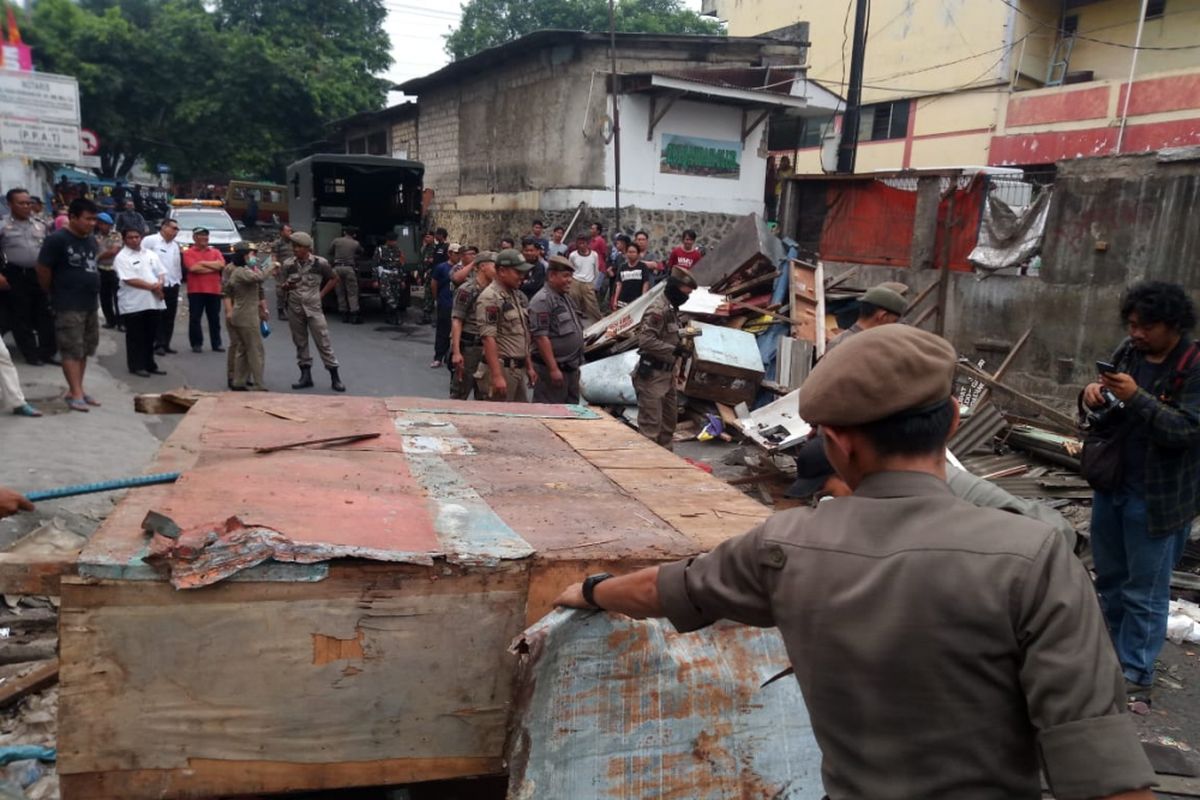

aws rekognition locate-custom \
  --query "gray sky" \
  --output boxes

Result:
[382,0,705,104]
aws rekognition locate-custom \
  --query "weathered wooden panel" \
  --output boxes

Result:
[59,565,528,778]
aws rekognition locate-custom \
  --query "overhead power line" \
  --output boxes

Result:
[994,0,1200,50]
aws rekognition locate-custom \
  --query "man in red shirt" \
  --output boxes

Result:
[182,227,226,353]
[666,228,703,272]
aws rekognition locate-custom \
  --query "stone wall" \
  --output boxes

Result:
[431,206,742,256]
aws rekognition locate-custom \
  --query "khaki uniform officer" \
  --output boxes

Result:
[475,248,535,402]
[633,267,697,448]
[824,283,907,355]
[281,232,345,392]
[222,243,274,391]
[328,229,364,323]
[529,255,585,404]
[449,250,495,400]
[555,324,1155,800]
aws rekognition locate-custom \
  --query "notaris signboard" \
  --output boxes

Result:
[0,68,82,163]
[660,133,741,180]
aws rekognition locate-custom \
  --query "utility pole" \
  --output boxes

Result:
[836,0,870,174]
[608,0,621,236]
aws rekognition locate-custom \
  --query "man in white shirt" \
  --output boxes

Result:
[113,228,167,377]
[566,232,603,323]
[142,218,182,356]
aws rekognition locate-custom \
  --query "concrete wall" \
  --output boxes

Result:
[1066,0,1200,80]
[611,96,767,215]
[431,205,741,259]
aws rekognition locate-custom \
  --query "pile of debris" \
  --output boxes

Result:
[581,213,832,441]
[0,595,59,800]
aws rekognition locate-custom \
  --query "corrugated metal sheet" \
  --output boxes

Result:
[948,401,1007,459]
[508,610,824,799]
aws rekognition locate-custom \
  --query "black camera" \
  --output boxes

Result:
[1084,388,1125,429]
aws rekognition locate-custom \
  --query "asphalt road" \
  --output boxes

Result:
[97,279,450,406]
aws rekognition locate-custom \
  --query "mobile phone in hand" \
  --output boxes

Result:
[1096,360,1118,375]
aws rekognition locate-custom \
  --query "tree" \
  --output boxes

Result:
[444,0,724,61]
[22,0,392,180]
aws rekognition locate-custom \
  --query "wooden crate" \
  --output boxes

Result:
[58,394,769,799]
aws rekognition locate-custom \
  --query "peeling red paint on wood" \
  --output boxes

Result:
[313,630,365,665]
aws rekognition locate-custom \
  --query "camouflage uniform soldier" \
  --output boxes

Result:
[280,232,345,392]
[633,267,697,448]
[474,248,535,402]
[375,232,408,325]
[272,223,294,321]
[450,251,496,399]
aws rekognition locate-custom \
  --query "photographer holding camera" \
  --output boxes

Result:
[1081,281,1200,707]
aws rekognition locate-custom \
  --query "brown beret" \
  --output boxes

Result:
[547,254,574,272]
[799,325,956,426]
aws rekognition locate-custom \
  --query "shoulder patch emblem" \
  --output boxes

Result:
[485,305,500,324]
[537,311,550,327]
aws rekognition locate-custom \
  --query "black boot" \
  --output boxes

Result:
[341,311,351,323]
[292,366,314,390]
[277,306,287,322]
[351,313,363,325]
[328,366,346,393]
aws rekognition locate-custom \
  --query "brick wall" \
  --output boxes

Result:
[391,119,418,160]
[418,92,461,202]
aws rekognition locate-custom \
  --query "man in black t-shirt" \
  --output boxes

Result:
[612,242,651,310]
[36,198,100,412]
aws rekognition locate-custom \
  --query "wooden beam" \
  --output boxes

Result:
[956,363,1078,433]
[741,109,771,143]
[647,91,681,141]
[911,303,939,329]
[0,659,59,711]
[727,299,801,327]
[900,281,939,319]
[133,389,215,415]
[972,327,1032,410]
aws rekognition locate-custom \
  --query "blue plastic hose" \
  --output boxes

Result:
[24,471,181,503]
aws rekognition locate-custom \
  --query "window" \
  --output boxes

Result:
[347,136,366,155]
[857,101,910,142]
[766,113,833,150]
[323,177,346,195]
[367,130,389,156]
[1061,14,1078,34]
[1146,0,1165,20]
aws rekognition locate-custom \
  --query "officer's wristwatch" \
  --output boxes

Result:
[582,572,613,610]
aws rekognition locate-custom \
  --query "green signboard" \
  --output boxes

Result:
[659,134,741,180]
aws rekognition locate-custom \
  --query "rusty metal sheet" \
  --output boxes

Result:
[507,610,824,799]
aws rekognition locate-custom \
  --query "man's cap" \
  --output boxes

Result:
[234,241,252,252]
[861,285,908,316]
[547,254,574,272]
[97,212,113,224]
[475,250,498,265]
[288,231,314,248]
[448,242,462,253]
[192,226,209,236]
[497,248,531,271]
[877,281,909,297]
[798,325,956,426]
[785,435,836,499]
[668,266,698,290]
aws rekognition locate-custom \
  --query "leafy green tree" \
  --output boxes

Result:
[23,0,391,180]
[445,0,724,61]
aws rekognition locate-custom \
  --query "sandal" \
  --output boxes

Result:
[12,403,42,417]
[83,394,102,407]
[65,397,90,413]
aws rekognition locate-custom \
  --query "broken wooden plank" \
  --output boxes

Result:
[956,363,1078,433]
[134,389,216,415]
[972,327,1033,411]
[0,658,59,710]
[0,640,57,666]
